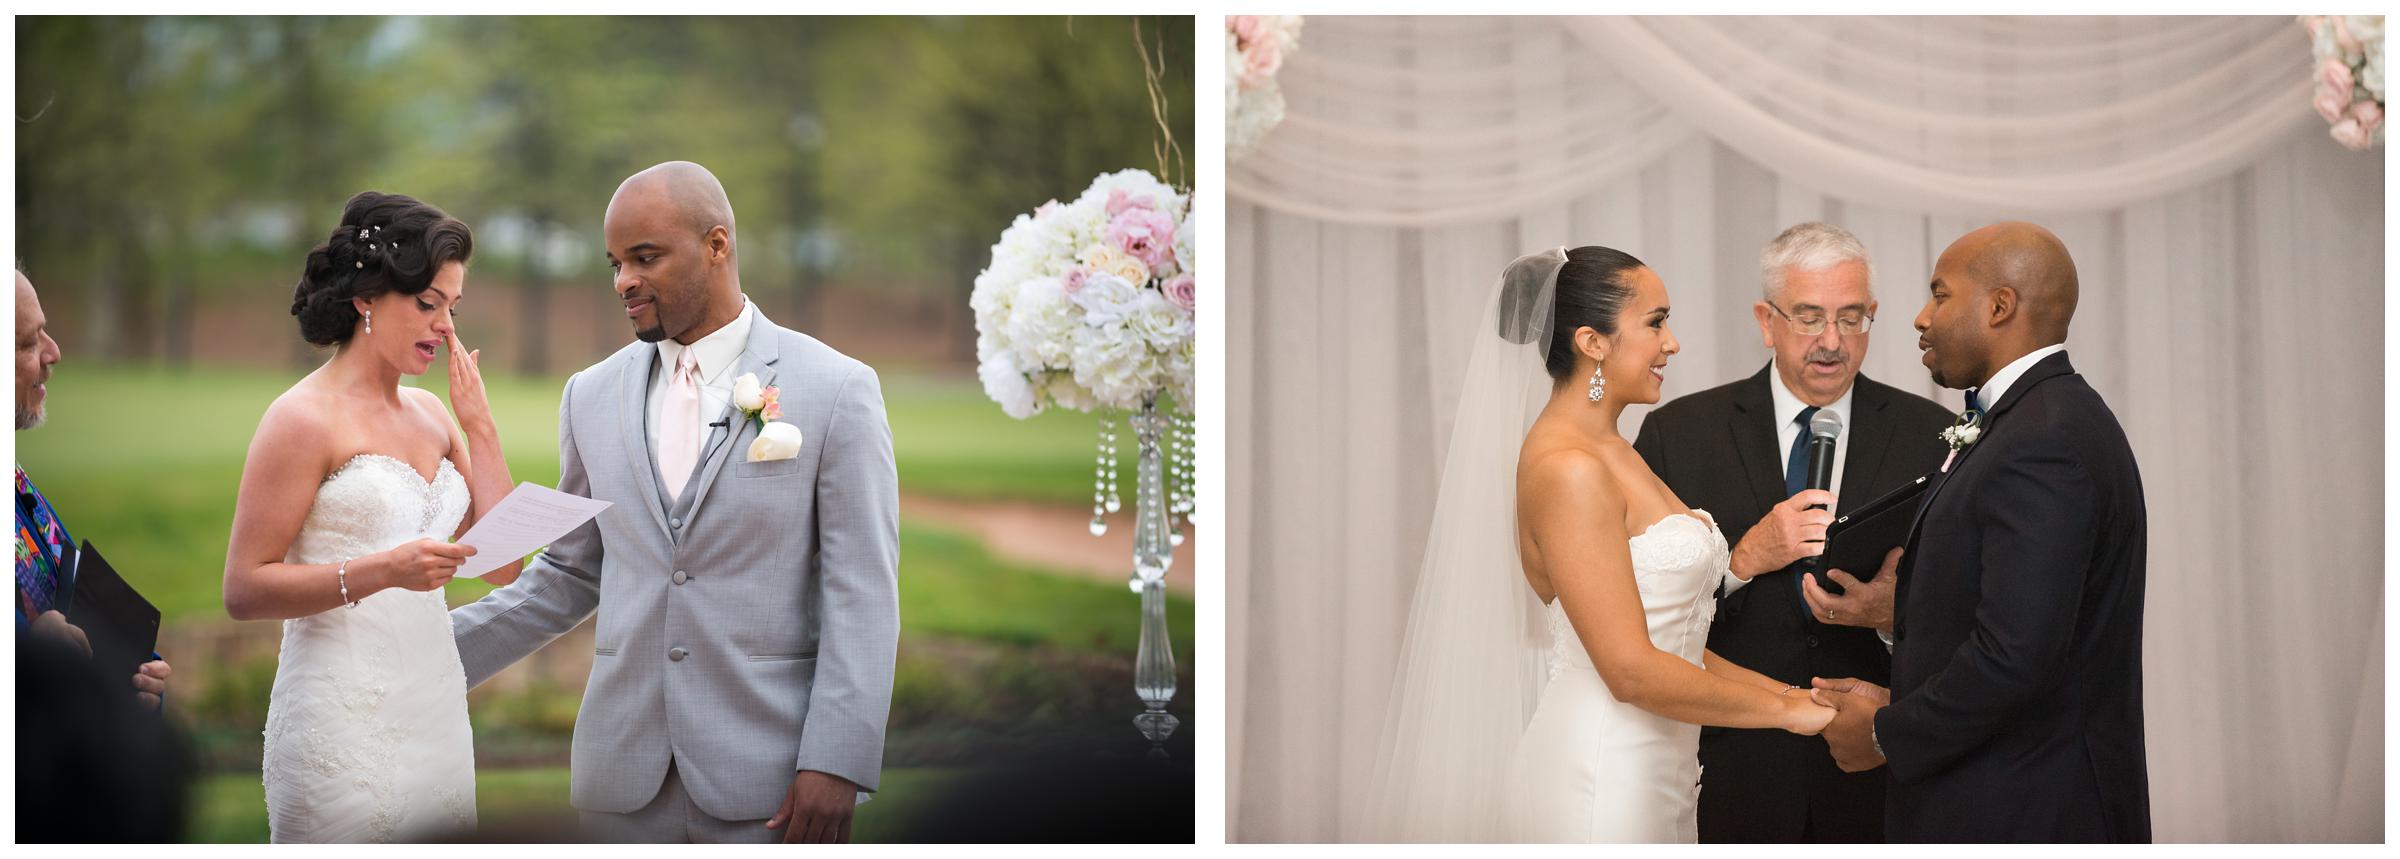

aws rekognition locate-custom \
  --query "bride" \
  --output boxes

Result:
[1360,247,1834,842]
[222,191,524,842]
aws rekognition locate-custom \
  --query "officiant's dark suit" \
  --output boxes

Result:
[1634,364,1953,842]
[1876,348,2150,842]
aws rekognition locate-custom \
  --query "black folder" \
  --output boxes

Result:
[1803,473,1932,595]
[59,540,162,687]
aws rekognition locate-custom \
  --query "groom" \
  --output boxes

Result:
[452,161,900,843]
[1812,222,2149,842]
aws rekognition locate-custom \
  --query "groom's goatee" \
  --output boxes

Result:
[634,325,667,343]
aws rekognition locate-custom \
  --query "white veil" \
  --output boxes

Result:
[1352,248,1568,841]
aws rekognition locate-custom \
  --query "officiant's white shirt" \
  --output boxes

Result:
[1719,374,1854,596]
[646,296,756,456]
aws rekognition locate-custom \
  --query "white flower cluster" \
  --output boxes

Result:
[972,169,1196,419]
[1228,15,1304,160]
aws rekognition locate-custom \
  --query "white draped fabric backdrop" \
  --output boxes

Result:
[1226,16,2383,843]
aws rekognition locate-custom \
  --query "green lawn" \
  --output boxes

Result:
[16,363,1151,622]
[191,766,968,843]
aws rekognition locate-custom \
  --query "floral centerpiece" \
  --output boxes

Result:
[2301,15,2385,150]
[1228,15,1304,160]
[971,168,1196,539]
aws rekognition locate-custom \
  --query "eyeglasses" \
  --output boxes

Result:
[1765,300,1873,336]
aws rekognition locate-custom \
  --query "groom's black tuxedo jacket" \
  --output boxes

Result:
[1880,351,2151,842]
[1634,365,1954,843]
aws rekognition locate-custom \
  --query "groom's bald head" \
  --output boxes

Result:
[604,161,745,345]
[611,161,738,247]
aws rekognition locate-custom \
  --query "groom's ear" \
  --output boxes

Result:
[1984,285,2018,329]
[704,225,733,264]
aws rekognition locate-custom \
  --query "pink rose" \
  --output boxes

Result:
[2330,116,2374,150]
[2334,17,2363,57]
[1106,187,1157,218]
[1062,266,1093,297]
[2353,98,2383,132]
[1229,15,1261,46]
[2321,58,2356,99]
[2316,83,2352,123]
[1242,38,1284,90]
[1107,207,1178,273]
[1162,274,1196,313]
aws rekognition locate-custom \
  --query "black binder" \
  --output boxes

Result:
[59,540,162,687]
[1804,473,1932,594]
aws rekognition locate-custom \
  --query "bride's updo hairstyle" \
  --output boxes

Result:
[290,191,474,347]
[1542,246,1646,380]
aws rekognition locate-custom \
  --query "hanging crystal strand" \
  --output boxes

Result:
[1166,411,1187,547]
[1090,412,1112,537]
[1176,411,1197,526]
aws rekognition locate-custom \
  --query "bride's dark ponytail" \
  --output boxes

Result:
[1543,246,1645,380]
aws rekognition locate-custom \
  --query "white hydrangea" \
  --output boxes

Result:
[978,351,1039,419]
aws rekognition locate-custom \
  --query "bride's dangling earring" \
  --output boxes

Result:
[363,309,373,335]
[1587,365,1605,402]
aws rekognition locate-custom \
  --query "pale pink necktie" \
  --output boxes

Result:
[659,348,702,501]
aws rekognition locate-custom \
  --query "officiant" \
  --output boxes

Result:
[16,269,174,708]
[1630,223,1951,842]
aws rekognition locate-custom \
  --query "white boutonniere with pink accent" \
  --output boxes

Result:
[1938,410,1983,472]
[733,372,800,462]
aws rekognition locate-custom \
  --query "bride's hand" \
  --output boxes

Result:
[372,538,477,593]
[444,331,495,437]
[1778,687,1837,736]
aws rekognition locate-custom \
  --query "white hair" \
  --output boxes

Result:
[1760,221,1873,301]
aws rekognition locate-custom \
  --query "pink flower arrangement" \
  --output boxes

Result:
[759,387,783,423]
[2302,15,2385,151]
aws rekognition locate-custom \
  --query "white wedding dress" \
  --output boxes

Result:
[1501,510,1728,842]
[260,453,478,843]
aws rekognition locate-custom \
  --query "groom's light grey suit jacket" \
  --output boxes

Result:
[451,311,900,821]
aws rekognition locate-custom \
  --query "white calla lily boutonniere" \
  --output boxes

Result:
[733,372,803,462]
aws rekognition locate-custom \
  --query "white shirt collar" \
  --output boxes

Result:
[654,297,755,385]
[1769,367,1856,435]
[1974,343,2067,413]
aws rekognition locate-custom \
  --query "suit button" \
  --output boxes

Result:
[1806,635,1820,648]
[669,647,687,662]
[672,570,689,585]
[671,517,683,529]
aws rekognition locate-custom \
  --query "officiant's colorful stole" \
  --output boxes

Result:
[15,464,72,625]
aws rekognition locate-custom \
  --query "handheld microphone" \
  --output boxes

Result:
[1798,410,1844,583]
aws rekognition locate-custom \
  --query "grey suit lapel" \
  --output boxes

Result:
[676,317,784,528]
[621,347,675,540]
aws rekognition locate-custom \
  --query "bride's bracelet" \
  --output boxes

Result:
[338,558,357,609]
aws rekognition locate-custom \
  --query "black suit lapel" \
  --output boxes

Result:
[1730,366,1789,514]
[1836,375,1894,516]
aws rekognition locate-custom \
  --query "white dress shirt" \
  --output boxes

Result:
[646,297,756,460]
[1720,373,1855,596]
[1972,343,2068,413]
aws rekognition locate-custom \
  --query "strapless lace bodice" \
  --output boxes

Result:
[285,454,470,567]
[263,453,477,842]
[1544,511,1728,682]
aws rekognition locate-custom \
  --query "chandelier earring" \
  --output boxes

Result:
[1587,365,1605,402]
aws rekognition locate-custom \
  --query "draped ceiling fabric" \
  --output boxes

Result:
[1228,16,2383,843]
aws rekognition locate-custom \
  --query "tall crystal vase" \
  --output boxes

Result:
[1126,400,1180,752]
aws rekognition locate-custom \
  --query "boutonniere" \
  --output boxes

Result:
[731,373,784,428]
[733,373,803,462]
[1937,410,1982,472]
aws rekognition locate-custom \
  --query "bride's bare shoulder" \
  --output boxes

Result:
[247,381,339,460]
[1518,433,1626,522]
